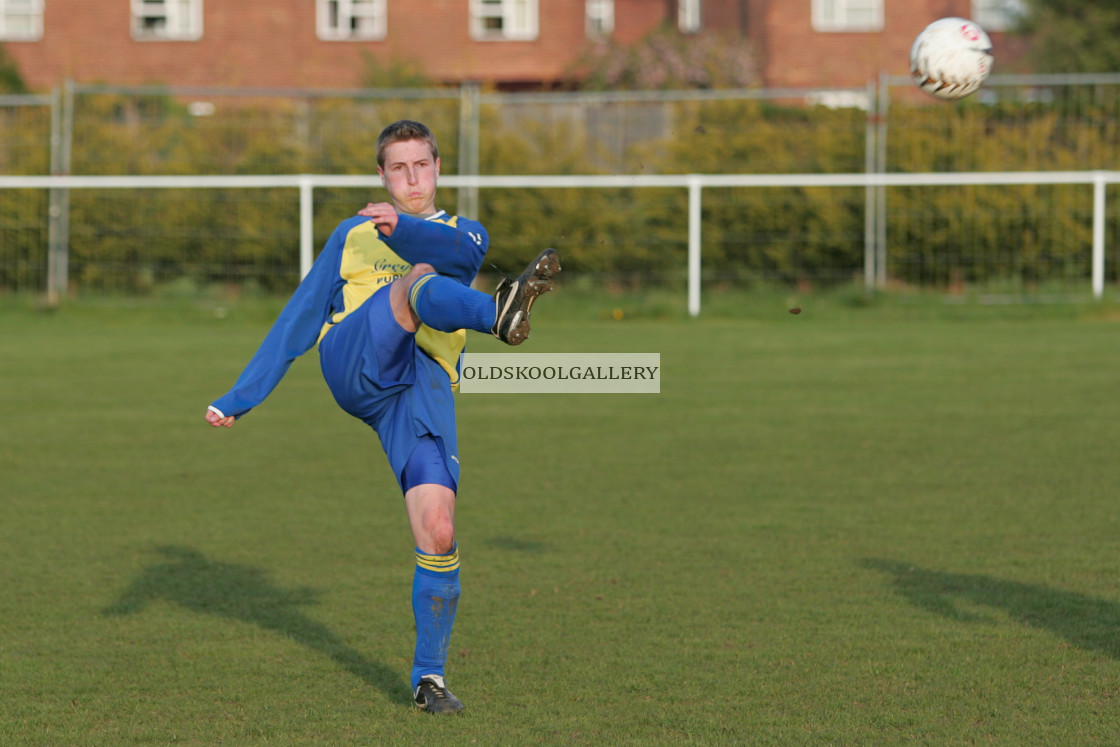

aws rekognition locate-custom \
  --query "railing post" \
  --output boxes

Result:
[1092,172,1106,300]
[300,176,314,279]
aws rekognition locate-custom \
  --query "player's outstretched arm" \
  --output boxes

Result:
[205,222,347,425]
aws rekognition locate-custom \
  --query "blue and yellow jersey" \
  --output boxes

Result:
[210,210,488,420]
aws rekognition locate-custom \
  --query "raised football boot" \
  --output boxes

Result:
[491,248,561,345]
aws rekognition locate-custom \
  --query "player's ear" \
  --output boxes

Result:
[377,166,386,186]
[434,157,440,178]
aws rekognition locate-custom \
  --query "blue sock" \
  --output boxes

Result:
[409,274,496,334]
[411,545,461,691]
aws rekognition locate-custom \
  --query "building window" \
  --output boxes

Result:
[586,0,613,38]
[812,0,883,32]
[0,0,44,41]
[470,0,538,41]
[317,0,387,41]
[972,0,1026,32]
[678,0,701,33]
[131,0,203,41]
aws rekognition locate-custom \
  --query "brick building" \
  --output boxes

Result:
[756,0,1025,89]
[1,1,1024,92]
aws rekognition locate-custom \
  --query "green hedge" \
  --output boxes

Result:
[2,91,1119,294]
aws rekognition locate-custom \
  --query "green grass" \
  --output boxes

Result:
[3,291,1120,744]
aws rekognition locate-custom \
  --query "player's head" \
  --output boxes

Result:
[376,120,439,170]
[376,120,441,216]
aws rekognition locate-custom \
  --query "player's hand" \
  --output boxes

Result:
[205,408,235,428]
[358,202,398,237]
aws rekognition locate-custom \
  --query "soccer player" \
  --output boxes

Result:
[204,119,560,714]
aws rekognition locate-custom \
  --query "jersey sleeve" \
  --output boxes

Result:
[209,228,345,420]
[383,213,488,284]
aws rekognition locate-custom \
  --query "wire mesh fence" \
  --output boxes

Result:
[0,94,53,293]
[3,77,1120,302]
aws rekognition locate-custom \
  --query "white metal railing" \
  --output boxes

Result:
[1,171,1117,313]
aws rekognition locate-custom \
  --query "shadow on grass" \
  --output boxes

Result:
[863,559,1120,660]
[103,545,408,704]
[483,536,550,553]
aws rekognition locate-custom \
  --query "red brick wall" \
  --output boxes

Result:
[758,0,1013,89]
[8,1,337,89]
[611,0,671,45]
[5,0,646,90]
[1,0,1019,93]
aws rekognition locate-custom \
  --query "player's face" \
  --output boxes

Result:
[378,139,440,216]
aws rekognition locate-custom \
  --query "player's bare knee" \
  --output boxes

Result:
[408,262,436,280]
[396,263,437,301]
[427,522,456,556]
[391,263,436,292]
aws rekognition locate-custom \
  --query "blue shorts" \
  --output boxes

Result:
[318,284,458,494]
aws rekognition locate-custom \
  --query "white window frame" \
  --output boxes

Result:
[971,0,1026,32]
[0,0,44,41]
[131,0,204,41]
[586,0,613,38]
[678,0,701,34]
[317,0,387,41]
[812,0,883,33]
[470,0,538,41]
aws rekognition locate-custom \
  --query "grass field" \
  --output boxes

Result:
[3,289,1120,745]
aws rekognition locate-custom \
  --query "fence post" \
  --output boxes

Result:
[864,79,878,295]
[46,82,72,304]
[457,82,481,220]
[1092,172,1106,300]
[875,71,890,290]
[688,175,702,317]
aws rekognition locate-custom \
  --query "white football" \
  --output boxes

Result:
[910,18,993,100]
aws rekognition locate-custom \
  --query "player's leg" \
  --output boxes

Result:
[318,284,416,423]
[402,441,464,714]
[399,262,495,335]
[321,280,463,713]
[403,249,562,345]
